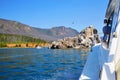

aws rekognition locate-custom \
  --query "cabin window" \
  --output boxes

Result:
[111,6,120,33]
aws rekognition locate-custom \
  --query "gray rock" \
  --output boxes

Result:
[50,25,100,49]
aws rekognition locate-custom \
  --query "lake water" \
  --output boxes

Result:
[0,48,88,80]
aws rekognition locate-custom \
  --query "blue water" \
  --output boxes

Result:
[0,48,88,80]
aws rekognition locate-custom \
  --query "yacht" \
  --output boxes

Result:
[79,0,120,80]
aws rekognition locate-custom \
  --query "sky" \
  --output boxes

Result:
[0,0,109,33]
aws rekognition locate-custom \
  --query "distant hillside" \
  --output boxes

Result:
[0,18,79,41]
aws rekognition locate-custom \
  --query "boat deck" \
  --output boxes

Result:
[79,44,109,80]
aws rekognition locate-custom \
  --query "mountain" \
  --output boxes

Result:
[0,18,79,41]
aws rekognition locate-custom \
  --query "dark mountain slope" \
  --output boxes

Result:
[0,18,79,41]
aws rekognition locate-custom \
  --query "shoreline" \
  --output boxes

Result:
[0,42,51,48]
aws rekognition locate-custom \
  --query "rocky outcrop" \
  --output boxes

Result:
[50,25,100,49]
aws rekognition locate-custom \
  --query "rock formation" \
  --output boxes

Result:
[50,25,100,49]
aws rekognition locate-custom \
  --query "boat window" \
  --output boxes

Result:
[111,6,120,33]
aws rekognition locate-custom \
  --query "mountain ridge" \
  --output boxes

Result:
[0,18,79,41]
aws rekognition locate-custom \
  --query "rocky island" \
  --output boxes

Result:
[0,19,100,48]
[50,25,100,49]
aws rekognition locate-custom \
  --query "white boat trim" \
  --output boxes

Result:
[79,43,109,80]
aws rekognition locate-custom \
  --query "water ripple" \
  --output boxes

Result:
[0,48,88,80]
